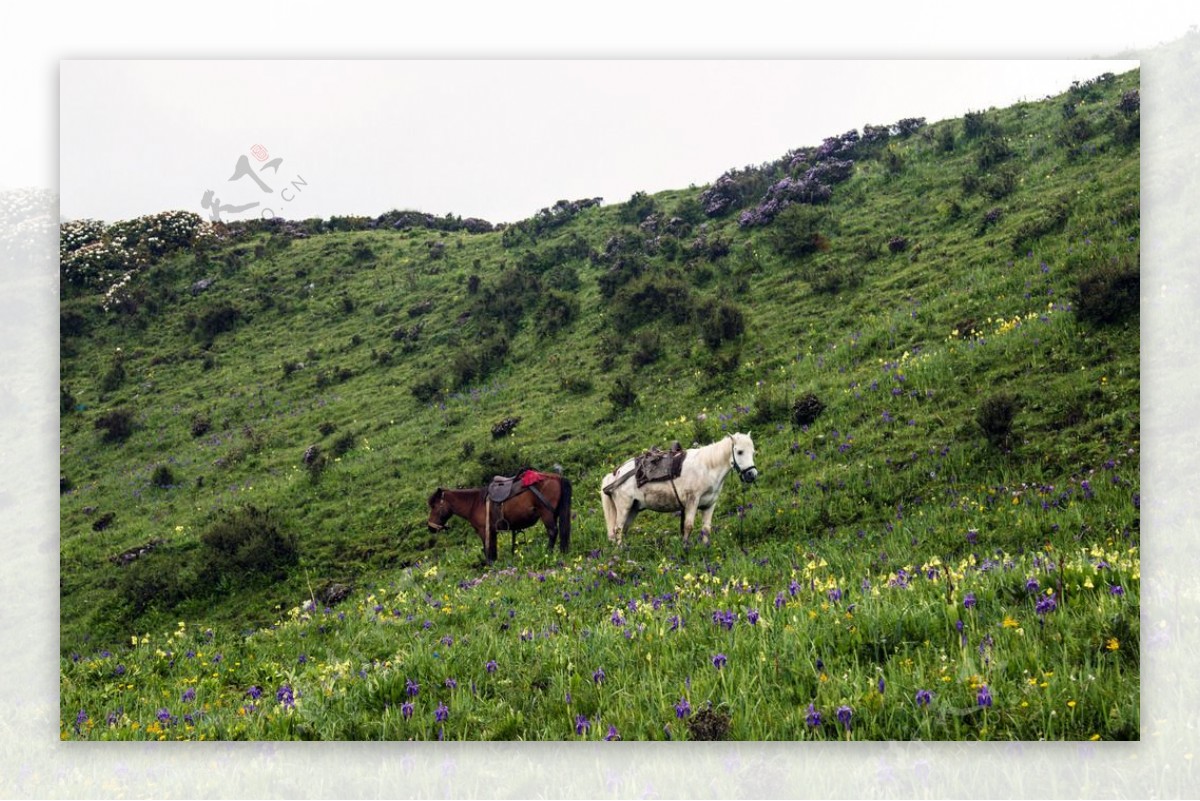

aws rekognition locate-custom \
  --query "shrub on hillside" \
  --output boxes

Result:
[118,550,193,616]
[766,205,830,260]
[618,191,658,225]
[150,464,178,489]
[978,393,1018,448]
[411,372,444,404]
[94,407,136,443]
[1072,255,1139,326]
[192,302,242,340]
[609,274,694,334]
[475,446,529,485]
[450,335,510,388]
[697,299,746,350]
[536,290,579,336]
[962,109,1001,140]
[630,329,663,367]
[199,505,298,583]
[607,376,638,412]
[749,384,790,426]
[791,393,826,427]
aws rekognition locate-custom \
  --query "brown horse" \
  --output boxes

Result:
[427,471,572,562]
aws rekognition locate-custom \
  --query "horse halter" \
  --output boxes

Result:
[427,490,450,531]
[728,435,758,483]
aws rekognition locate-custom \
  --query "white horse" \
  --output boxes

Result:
[600,432,759,547]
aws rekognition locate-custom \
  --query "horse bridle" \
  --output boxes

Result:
[728,435,757,482]
[428,489,450,531]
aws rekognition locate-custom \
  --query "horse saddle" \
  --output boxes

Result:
[634,442,687,488]
[487,475,523,503]
[487,469,552,504]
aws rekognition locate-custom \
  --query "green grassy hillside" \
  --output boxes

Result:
[59,68,1140,740]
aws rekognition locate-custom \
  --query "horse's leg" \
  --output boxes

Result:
[699,504,718,546]
[476,522,495,564]
[682,499,700,546]
[540,505,558,551]
[600,488,618,544]
[616,503,641,548]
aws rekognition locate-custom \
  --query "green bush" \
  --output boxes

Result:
[791,393,826,427]
[118,550,193,616]
[609,274,694,334]
[150,464,177,489]
[199,505,299,584]
[194,302,243,340]
[978,393,1018,448]
[749,384,790,426]
[618,191,658,225]
[631,329,663,367]
[607,376,638,412]
[411,372,444,404]
[1073,255,1139,326]
[698,299,746,350]
[94,407,136,443]
[537,290,579,335]
[766,205,830,260]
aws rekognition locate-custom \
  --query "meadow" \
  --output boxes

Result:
[59,68,1140,740]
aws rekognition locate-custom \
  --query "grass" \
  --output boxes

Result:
[59,67,1140,739]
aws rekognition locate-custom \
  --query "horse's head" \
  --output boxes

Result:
[730,433,759,484]
[427,487,452,532]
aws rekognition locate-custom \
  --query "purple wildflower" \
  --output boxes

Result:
[276,684,295,708]
[156,708,173,726]
[977,685,993,708]
[181,687,196,703]
[827,587,842,602]
[1036,595,1058,617]
[916,689,933,707]
[435,702,449,723]
[675,698,692,719]
[604,724,621,741]
[836,705,853,731]
[1109,584,1125,597]
[805,703,822,727]
[485,659,498,673]
[441,635,454,647]
[401,701,413,720]
[245,685,262,700]
[593,667,606,684]
[575,714,590,735]
[712,653,727,670]
[877,677,886,694]
[1025,577,1040,593]
[405,678,420,697]
[445,678,458,689]
[964,592,977,609]
[966,529,978,545]
[747,609,760,625]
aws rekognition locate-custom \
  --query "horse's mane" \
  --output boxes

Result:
[695,433,743,470]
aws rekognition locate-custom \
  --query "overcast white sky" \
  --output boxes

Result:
[59,59,1140,225]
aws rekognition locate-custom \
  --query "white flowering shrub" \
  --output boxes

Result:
[60,211,216,300]
[59,218,108,259]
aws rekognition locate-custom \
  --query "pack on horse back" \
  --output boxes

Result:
[603,442,687,494]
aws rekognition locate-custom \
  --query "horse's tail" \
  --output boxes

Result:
[556,476,573,554]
